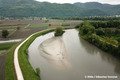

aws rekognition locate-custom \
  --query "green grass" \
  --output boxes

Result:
[28,25,49,27]
[18,29,54,80]
[62,22,69,24]
[7,30,17,38]
[0,42,17,50]
[5,44,18,80]
[0,24,27,27]
[5,46,17,80]
[0,50,7,55]
[49,19,64,23]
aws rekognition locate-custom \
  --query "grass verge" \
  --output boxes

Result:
[0,42,17,50]
[0,50,7,55]
[28,25,49,27]
[7,30,17,38]
[0,24,27,27]
[18,29,54,80]
[5,44,18,80]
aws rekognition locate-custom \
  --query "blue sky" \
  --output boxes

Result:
[36,0,120,4]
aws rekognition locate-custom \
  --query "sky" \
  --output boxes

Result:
[35,0,120,5]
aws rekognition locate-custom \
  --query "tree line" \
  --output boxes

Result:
[51,17,120,21]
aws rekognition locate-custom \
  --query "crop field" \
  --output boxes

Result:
[0,19,82,40]
[28,25,49,27]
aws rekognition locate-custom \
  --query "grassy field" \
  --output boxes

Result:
[0,25,26,27]
[18,29,54,80]
[62,22,69,24]
[5,45,17,80]
[7,30,17,38]
[0,42,17,50]
[0,42,17,80]
[28,25,49,27]
[49,19,64,23]
[0,50,7,55]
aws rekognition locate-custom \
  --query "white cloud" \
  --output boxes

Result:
[35,0,120,4]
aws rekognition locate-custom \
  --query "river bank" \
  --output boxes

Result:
[78,21,120,57]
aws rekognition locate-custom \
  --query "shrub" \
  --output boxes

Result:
[36,68,40,76]
[49,24,51,26]
[2,29,9,38]
[17,27,20,30]
[45,20,49,23]
[54,27,65,36]
[96,29,104,35]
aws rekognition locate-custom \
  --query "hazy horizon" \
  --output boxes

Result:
[35,0,120,5]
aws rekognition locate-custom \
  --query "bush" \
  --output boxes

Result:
[96,29,104,35]
[36,68,40,76]
[2,29,9,38]
[54,27,65,36]
[17,27,20,30]
[49,24,51,26]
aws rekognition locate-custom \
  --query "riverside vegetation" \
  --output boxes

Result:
[54,27,65,36]
[18,29,54,80]
[5,29,54,80]
[77,21,120,57]
[4,25,73,80]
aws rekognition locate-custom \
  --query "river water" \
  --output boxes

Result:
[28,29,120,80]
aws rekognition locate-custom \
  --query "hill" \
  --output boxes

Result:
[0,0,120,17]
[74,2,120,15]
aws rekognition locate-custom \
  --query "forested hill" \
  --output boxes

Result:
[74,2,120,16]
[0,0,120,17]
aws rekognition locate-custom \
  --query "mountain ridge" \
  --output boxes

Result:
[0,0,119,17]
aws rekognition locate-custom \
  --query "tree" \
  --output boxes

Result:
[17,27,20,30]
[81,22,95,35]
[96,28,104,35]
[49,24,51,26]
[2,30,9,38]
[54,27,65,36]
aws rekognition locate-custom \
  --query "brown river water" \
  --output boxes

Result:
[28,29,120,80]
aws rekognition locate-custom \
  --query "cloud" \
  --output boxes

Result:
[36,0,120,4]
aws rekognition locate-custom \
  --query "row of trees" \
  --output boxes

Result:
[51,17,120,21]
[96,28,120,36]
[90,20,120,29]
[89,34,119,54]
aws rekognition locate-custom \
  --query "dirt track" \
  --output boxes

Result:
[0,54,7,80]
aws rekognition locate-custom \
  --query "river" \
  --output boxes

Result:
[28,29,120,80]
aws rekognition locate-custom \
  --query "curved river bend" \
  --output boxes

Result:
[28,29,120,80]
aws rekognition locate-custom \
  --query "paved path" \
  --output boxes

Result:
[14,29,53,80]
[14,29,48,80]
[0,39,22,43]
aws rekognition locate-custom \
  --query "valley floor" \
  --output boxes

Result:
[0,19,82,80]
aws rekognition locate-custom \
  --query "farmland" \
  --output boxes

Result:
[0,19,82,40]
